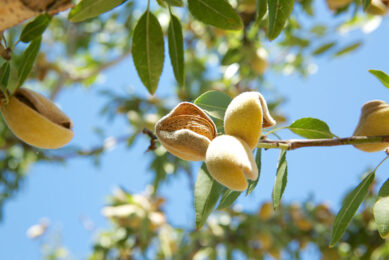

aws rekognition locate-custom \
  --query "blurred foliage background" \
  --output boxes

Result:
[1,0,389,259]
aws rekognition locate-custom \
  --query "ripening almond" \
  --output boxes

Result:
[353,100,389,152]
[250,48,268,75]
[155,102,217,161]
[224,92,276,150]
[0,88,73,149]
[366,0,388,15]
[205,135,258,191]
[326,0,353,10]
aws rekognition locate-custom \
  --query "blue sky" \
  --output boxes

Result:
[0,2,389,260]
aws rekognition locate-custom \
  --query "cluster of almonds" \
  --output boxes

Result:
[0,88,73,149]
[155,92,276,191]
[0,86,388,178]
[156,92,389,191]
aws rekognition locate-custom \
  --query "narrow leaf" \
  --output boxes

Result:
[257,0,268,21]
[369,69,389,89]
[330,171,375,247]
[288,117,335,139]
[272,149,288,210]
[132,11,165,94]
[300,0,313,16]
[0,62,10,89]
[221,48,241,66]
[17,37,42,89]
[282,35,309,48]
[188,0,243,30]
[68,0,127,23]
[378,178,389,197]
[312,42,336,56]
[195,165,223,229]
[217,189,241,209]
[310,25,326,36]
[156,0,167,8]
[194,90,232,120]
[374,196,389,238]
[168,14,184,88]
[333,42,362,58]
[20,14,52,43]
[267,0,294,40]
[247,148,262,196]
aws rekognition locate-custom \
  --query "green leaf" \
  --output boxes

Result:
[156,0,167,8]
[267,0,294,41]
[247,148,262,196]
[333,42,362,58]
[188,0,243,30]
[256,0,267,21]
[288,117,335,139]
[194,90,232,120]
[195,164,224,229]
[312,42,336,56]
[68,0,126,23]
[168,14,184,88]
[272,149,288,210]
[374,196,389,238]
[330,171,375,247]
[363,0,371,10]
[217,189,241,209]
[132,11,165,95]
[300,0,313,16]
[378,178,389,197]
[282,35,309,48]
[369,70,389,89]
[310,25,327,36]
[20,14,52,43]
[16,37,42,89]
[0,62,10,90]
[165,0,184,6]
[221,48,241,66]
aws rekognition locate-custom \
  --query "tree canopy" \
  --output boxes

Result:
[1,0,389,259]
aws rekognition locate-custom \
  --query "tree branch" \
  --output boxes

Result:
[39,135,389,162]
[50,49,131,100]
[41,128,152,161]
[257,136,389,150]
[70,49,132,82]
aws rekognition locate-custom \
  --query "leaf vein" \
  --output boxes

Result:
[196,0,229,20]
[146,10,152,88]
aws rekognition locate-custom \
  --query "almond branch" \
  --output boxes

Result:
[257,136,389,150]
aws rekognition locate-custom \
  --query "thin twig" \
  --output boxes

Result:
[42,134,131,161]
[42,128,156,161]
[70,49,132,82]
[142,128,157,152]
[257,135,389,150]
[374,155,389,173]
[50,49,132,100]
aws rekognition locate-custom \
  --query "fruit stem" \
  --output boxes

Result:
[0,89,9,106]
